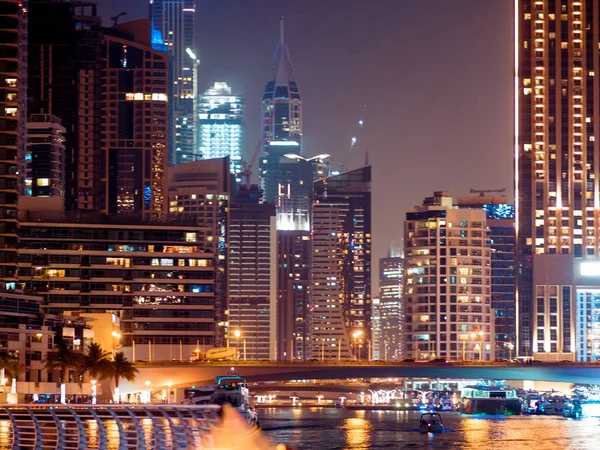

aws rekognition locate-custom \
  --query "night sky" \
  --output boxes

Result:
[95,0,513,290]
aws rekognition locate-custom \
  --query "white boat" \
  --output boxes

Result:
[418,412,444,433]
[184,373,259,427]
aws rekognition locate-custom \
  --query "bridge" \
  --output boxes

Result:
[118,362,600,396]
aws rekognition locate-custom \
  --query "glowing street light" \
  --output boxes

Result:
[91,380,97,405]
[145,380,151,404]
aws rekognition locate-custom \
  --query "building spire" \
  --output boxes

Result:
[280,16,284,47]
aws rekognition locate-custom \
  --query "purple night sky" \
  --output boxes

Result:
[95,0,513,290]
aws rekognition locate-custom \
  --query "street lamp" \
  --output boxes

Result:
[234,329,241,360]
[91,379,97,405]
[352,330,363,361]
[504,342,515,361]
[145,380,151,404]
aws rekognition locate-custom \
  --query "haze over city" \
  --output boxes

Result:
[95,0,514,280]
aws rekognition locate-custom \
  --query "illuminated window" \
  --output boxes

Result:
[5,78,16,87]
[37,178,49,187]
[185,232,197,242]
[5,107,17,117]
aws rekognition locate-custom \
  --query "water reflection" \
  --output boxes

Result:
[342,417,371,449]
[0,420,11,448]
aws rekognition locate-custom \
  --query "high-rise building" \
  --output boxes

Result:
[150,0,197,165]
[229,186,277,360]
[379,256,402,360]
[0,0,27,290]
[16,208,217,362]
[28,0,103,213]
[101,20,169,221]
[311,167,372,360]
[259,18,303,206]
[26,114,65,198]
[277,230,311,361]
[515,1,600,361]
[458,195,516,361]
[167,157,230,348]
[198,82,244,178]
[371,298,382,360]
[403,191,494,362]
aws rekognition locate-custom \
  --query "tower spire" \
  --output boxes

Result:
[280,16,284,46]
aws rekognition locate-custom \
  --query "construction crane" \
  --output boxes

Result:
[469,188,507,197]
[111,12,127,27]
[240,141,262,186]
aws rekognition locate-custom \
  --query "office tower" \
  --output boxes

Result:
[229,186,277,360]
[458,193,516,361]
[28,0,103,213]
[198,82,244,178]
[150,0,197,165]
[311,167,372,360]
[259,18,303,206]
[516,1,600,361]
[277,230,311,361]
[168,157,230,347]
[17,207,217,362]
[403,191,494,362]
[371,298,382,360]
[0,0,26,290]
[379,255,403,360]
[101,20,168,221]
[25,114,65,198]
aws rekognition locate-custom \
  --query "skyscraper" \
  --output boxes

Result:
[516,1,600,361]
[259,18,303,206]
[403,191,494,362]
[198,82,244,178]
[0,0,27,290]
[379,256,402,360]
[102,20,168,221]
[311,167,372,360]
[229,187,277,360]
[28,0,104,213]
[150,0,197,165]
[458,194,516,361]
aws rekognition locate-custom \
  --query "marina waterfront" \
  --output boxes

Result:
[260,407,600,450]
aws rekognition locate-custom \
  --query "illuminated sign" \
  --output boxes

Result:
[269,141,299,146]
[581,262,600,276]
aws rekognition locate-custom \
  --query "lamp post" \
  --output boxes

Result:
[504,342,515,361]
[234,330,241,360]
[459,334,468,362]
[352,330,363,362]
[145,380,151,404]
[91,380,97,405]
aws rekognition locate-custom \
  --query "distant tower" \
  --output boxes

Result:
[259,18,303,205]
[150,0,198,165]
[198,82,244,179]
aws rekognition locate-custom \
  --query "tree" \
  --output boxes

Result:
[43,340,84,384]
[110,352,138,390]
[83,343,112,382]
[0,357,24,381]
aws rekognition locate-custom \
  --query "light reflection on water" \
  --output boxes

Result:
[260,408,600,450]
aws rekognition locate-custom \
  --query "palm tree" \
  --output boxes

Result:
[83,343,112,382]
[44,340,85,385]
[110,352,138,403]
[0,357,24,393]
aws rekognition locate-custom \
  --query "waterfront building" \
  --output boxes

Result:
[167,157,230,348]
[515,1,600,361]
[16,206,217,363]
[458,195,516,361]
[25,114,65,198]
[101,20,169,221]
[277,230,311,361]
[229,186,277,360]
[379,256,403,360]
[403,191,494,362]
[311,167,372,360]
[0,0,27,290]
[198,82,244,178]
[259,18,303,206]
[150,0,197,165]
[28,0,103,213]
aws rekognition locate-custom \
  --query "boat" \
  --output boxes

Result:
[461,385,522,414]
[436,397,453,411]
[418,412,444,433]
[183,373,259,427]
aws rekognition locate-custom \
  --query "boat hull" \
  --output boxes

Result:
[462,398,522,414]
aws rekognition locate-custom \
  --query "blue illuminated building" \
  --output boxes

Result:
[458,196,516,361]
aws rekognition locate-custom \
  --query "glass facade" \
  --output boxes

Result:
[379,257,403,360]
[198,82,243,177]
